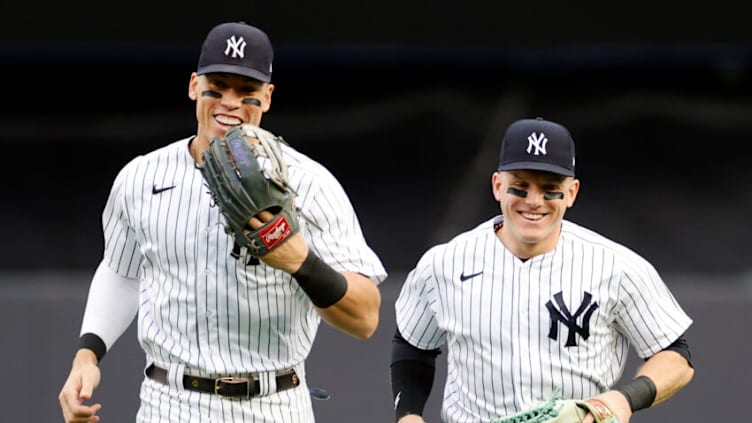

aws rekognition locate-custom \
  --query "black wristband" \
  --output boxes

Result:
[78,332,107,363]
[292,251,348,308]
[615,375,657,412]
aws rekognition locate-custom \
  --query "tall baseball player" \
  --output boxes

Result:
[390,118,694,423]
[58,21,386,423]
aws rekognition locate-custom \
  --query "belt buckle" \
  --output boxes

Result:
[214,376,252,398]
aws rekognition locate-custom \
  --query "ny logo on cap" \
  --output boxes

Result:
[526,132,548,156]
[224,35,247,59]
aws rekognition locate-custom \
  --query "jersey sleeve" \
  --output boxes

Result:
[395,246,446,350]
[614,255,693,358]
[295,165,387,284]
[101,156,144,278]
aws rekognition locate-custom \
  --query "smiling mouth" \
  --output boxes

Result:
[215,115,242,126]
[521,212,545,221]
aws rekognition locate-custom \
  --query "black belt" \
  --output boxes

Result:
[145,364,300,398]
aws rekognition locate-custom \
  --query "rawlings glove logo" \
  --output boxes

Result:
[259,216,292,250]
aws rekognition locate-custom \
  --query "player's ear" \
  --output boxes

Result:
[261,83,274,112]
[188,73,199,101]
[491,172,504,202]
[566,178,580,207]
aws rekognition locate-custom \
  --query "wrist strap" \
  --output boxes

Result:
[78,332,106,362]
[615,375,657,411]
[292,251,348,308]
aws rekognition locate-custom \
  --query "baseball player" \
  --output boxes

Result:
[58,21,386,423]
[390,118,694,423]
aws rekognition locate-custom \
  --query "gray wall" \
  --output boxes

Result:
[2,271,749,422]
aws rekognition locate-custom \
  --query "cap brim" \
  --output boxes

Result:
[197,64,271,82]
[498,161,574,177]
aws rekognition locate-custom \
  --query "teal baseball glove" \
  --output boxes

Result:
[494,392,620,423]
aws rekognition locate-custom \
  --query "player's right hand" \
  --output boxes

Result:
[58,350,102,423]
[398,415,427,423]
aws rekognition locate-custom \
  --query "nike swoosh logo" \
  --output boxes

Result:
[459,271,483,282]
[152,185,176,194]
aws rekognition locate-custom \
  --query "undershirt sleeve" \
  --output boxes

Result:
[79,261,140,351]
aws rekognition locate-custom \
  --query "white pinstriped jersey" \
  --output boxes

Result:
[395,216,691,423]
[101,136,386,422]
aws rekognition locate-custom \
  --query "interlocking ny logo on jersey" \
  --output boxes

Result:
[526,132,548,156]
[546,291,599,347]
[224,35,247,58]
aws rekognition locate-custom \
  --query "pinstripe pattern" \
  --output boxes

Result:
[101,136,386,422]
[395,216,691,423]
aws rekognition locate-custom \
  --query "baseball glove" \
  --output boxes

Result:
[494,392,620,423]
[199,124,299,256]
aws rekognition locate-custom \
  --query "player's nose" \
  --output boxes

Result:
[220,90,245,108]
[524,188,546,207]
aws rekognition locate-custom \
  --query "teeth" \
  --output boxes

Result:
[216,115,242,125]
[522,212,543,220]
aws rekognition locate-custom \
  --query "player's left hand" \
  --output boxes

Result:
[581,390,632,423]
[246,210,309,273]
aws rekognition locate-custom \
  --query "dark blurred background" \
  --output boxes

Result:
[1,1,750,422]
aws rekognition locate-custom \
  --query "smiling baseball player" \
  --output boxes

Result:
[390,118,694,423]
[58,21,386,423]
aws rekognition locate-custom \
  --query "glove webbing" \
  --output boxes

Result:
[241,124,296,195]
[493,391,564,423]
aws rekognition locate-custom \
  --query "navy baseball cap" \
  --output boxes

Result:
[197,22,273,82]
[497,118,576,177]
